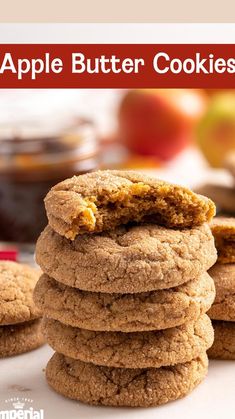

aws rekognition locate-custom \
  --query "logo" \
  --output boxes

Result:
[0,398,44,419]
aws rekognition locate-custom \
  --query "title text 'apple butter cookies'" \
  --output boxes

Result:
[34,170,217,407]
[207,217,235,359]
[0,261,44,357]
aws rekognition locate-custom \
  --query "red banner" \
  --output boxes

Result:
[0,44,235,88]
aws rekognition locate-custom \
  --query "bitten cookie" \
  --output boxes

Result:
[208,321,235,359]
[44,170,215,240]
[46,352,208,407]
[0,319,44,357]
[34,273,215,332]
[210,217,235,263]
[43,315,213,369]
[208,263,235,321]
[36,223,217,293]
[0,261,41,325]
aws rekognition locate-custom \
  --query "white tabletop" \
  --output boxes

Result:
[0,344,235,419]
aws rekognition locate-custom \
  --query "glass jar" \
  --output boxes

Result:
[0,119,99,244]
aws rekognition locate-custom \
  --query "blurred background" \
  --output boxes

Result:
[0,87,235,260]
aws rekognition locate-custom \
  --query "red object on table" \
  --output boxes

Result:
[0,249,18,261]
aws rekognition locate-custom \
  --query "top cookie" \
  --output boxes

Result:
[45,170,215,239]
[0,261,41,325]
[210,217,235,263]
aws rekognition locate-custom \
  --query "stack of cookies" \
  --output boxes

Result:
[0,261,44,357]
[34,170,217,407]
[208,217,235,359]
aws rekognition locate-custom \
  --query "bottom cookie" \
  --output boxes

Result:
[0,319,44,357]
[46,352,208,407]
[208,320,235,360]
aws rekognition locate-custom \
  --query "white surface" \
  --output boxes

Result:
[0,344,235,419]
[1,23,235,43]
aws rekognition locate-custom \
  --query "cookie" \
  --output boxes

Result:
[208,320,235,359]
[46,352,208,407]
[0,319,44,357]
[34,273,215,332]
[36,223,216,293]
[43,315,213,369]
[208,263,235,321]
[210,217,235,263]
[44,170,215,240]
[0,261,41,325]
[195,184,235,214]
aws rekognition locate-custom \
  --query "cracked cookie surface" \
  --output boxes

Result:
[46,352,208,407]
[0,261,41,325]
[0,319,44,357]
[208,320,235,359]
[208,263,235,321]
[45,170,215,240]
[36,223,216,293]
[34,273,215,332]
[210,217,235,263]
[43,315,213,368]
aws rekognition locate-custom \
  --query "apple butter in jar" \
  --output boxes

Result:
[0,119,99,244]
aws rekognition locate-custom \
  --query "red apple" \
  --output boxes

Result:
[118,89,207,161]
